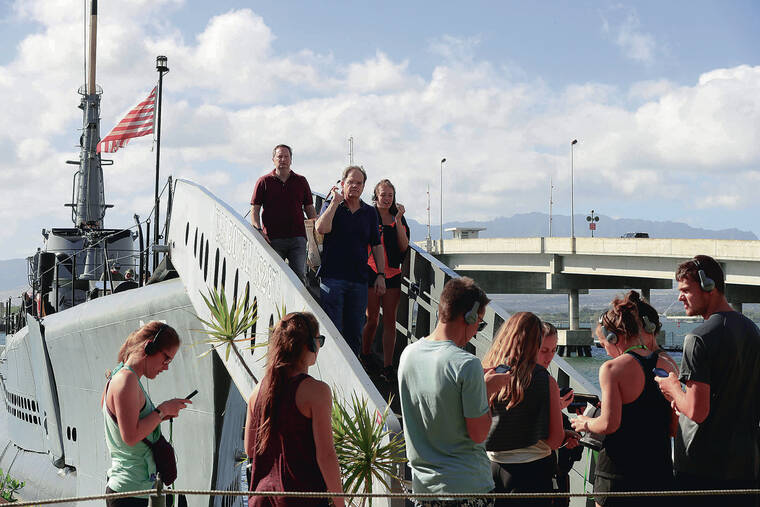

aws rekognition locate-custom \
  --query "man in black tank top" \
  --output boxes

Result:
[656,256,760,507]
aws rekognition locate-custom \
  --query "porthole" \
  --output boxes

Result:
[32,401,36,412]
[185,222,190,246]
[221,258,226,289]
[214,249,220,289]
[194,228,198,258]
[203,240,209,281]
[72,427,77,442]
[232,270,239,312]
[250,297,258,347]
[199,233,204,268]
[66,426,71,440]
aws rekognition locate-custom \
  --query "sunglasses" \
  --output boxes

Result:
[316,334,326,348]
[477,320,487,332]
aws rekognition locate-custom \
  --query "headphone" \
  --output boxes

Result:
[144,323,168,356]
[464,301,480,325]
[598,312,618,344]
[641,315,657,334]
[293,313,324,353]
[692,258,715,292]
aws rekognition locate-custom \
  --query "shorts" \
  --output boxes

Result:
[366,266,401,289]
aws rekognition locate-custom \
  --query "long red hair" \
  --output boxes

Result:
[483,312,543,409]
[255,312,318,455]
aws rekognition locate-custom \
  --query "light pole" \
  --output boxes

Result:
[153,55,169,272]
[586,209,600,237]
[440,157,446,253]
[570,139,578,238]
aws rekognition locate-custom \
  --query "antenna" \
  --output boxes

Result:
[426,185,432,252]
[348,136,354,165]
[549,176,554,237]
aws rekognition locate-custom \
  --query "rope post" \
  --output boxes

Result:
[149,474,166,507]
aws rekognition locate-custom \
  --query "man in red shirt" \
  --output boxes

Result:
[251,144,317,281]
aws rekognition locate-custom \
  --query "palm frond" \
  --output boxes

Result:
[332,391,406,506]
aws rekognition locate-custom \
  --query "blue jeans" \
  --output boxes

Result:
[270,236,307,281]
[320,278,368,356]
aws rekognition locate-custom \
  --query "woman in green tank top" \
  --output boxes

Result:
[102,321,192,507]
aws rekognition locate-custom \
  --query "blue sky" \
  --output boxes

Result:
[0,0,758,260]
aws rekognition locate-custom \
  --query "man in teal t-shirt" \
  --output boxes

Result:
[399,277,508,507]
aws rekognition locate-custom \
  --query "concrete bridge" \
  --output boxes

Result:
[423,236,760,353]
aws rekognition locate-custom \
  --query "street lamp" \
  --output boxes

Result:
[153,55,170,272]
[440,158,446,253]
[570,139,578,238]
[586,209,600,237]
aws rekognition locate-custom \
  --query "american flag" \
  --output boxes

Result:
[97,86,157,153]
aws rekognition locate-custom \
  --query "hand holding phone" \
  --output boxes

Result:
[652,367,669,378]
[494,364,511,373]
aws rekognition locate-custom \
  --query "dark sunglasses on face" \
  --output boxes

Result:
[316,335,326,348]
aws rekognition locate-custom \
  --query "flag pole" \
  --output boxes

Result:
[153,56,169,272]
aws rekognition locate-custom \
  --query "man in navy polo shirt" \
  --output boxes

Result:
[251,144,317,281]
[316,166,386,356]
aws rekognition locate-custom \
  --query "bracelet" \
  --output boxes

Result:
[154,407,163,418]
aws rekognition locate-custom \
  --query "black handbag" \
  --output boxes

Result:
[142,433,177,485]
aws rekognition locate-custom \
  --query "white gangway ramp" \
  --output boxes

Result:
[168,179,402,504]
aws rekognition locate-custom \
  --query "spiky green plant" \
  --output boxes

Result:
[332,392,406,507]
[194,285,262,381]
[0,467,24,502]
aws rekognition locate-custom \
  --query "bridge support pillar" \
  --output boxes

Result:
[557,289,591,357]
[731,302,743,313]
[569,289,580,331]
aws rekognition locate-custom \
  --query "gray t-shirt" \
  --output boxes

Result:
[675,311,760,480]
[398,338,494,494]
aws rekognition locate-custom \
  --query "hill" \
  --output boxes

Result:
[406,212,757,241]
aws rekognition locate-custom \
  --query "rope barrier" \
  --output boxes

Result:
[8,487,760,506]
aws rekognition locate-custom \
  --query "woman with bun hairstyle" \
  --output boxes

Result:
[245,312,344,507]
[360,179,410,383]
[570,294,676,507]
[482,312,564,506]
[626,290,679,375]
[102,321,191,506]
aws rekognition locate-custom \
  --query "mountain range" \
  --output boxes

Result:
[405,212,757,241]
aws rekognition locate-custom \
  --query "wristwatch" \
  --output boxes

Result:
[154,407,163,418]
[376,272,385,278]
[254,226,262,232]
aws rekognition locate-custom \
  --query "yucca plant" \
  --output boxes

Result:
[332,392,407,507]
[194,285,262,381]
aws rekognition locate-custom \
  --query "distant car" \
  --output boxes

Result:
[621,232,650,238]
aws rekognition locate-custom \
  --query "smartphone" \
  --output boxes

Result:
[494,364,511,373]
[559,387,574,397]
[569,393,599,412]
[652,368,669,378]
[186,389,198,400]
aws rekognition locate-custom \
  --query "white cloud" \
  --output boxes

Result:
[0,1,759,259]
[345,51,422,93]
[601,7,657,64]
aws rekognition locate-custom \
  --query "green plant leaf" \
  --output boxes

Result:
[332,391,406,505]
